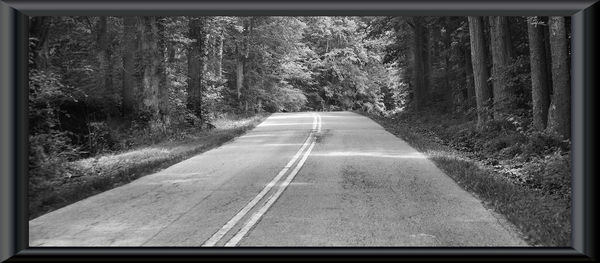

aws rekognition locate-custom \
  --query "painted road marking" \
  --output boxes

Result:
[202,113,319,246]
[223,113,321,246]
[224,138,317,246]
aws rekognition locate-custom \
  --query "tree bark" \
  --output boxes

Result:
[121,16,138,120]
[96,17,114,113]
[542,17,554,93]
[468,16,492,128]
[546,16,571,139]
[442,26,453,111]
[187,17,207,123]
[139,16,166,131]
[217,31,224,79]
[412,17,427,111]
[463,41,476,108]
[527,16,551,131]
[236,57,244,104]
[489,16,516,119]
[29,16,51,70]
[236,17,251,111]
[157,17,169,127]
[423,24,432,94]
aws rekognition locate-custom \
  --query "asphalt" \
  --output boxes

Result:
[29,111,528,247]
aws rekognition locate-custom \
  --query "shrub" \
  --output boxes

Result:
[29,131,82,194]
[522,152,571,199]
[86,121,117,154]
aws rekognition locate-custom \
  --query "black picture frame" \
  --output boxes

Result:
[1,0,597,261]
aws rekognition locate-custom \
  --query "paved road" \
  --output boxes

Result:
[29,111,528,246]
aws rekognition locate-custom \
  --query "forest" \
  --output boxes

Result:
[29,16,571,246]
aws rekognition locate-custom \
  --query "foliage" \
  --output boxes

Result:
[28,69,83,195]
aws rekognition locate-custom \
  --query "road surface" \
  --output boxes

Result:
[29,111,528,246]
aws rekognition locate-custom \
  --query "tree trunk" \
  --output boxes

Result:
[546,16,571,139]
[542,17,554,94]
[140,16,165,132]
[29,16,51,70]
[412,17,427,111]
[236,58,244,104]
[157,17,169,127]
[217,31,224,79]
[527,16,551,131]
[463,41,476,108]
[489,16,516,119]
[442,26,453,111]
[96,17,114,115]
[468,16,492,128]
[121,16,138,120]
[187,17,207,123]
[423,25,432,94]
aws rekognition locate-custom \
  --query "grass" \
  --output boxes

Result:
[361,110,571,246]
[29,113,270,220]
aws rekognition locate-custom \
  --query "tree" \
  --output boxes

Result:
[527,16,551,131]
[122,17,139,120]
[411,17,427,110]
[139,16,168,131]
[546,16,571,139]
[489,16,516,119]
[187,16,207,123]
[468,16,492,128]
[29,16,51,70]
[96,16,115,117]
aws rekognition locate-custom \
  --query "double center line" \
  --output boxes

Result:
[202,113,322,247]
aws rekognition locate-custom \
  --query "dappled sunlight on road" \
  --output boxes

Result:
[268,114,315,119]
[72,147,174,170]
[258,122,315,127]
[311,151,427,159]
[223,143,306,149]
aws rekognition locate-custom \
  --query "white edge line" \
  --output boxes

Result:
[201,114,317,247]
[224,114,320,247]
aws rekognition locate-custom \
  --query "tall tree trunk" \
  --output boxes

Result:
[121,16,138,120]
[236,57,244,104]
[463,41,476,108]
[423,25,432,94]
[187,17,207,124]
[412,17,427,111]
[468,16,492,128]
[489,16,516,119]
[167,41,176,63]
[542,17,554,94]
[236,17,251,111]
[217,31,224,79]
[96,16,114,116]
[546,16,571,139]
[157,17,169,127]
[29,16,51,70]
[527,16,551,131]
[442,26,453,111]
[140,16,165,132]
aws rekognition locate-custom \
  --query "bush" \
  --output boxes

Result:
[522,152,571,199]
[86,121,117,154]
[29,131,82,194]
[481,133,526,157]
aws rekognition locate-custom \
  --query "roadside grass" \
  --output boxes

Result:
[29,113,269,220]
[361,111,571,246]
